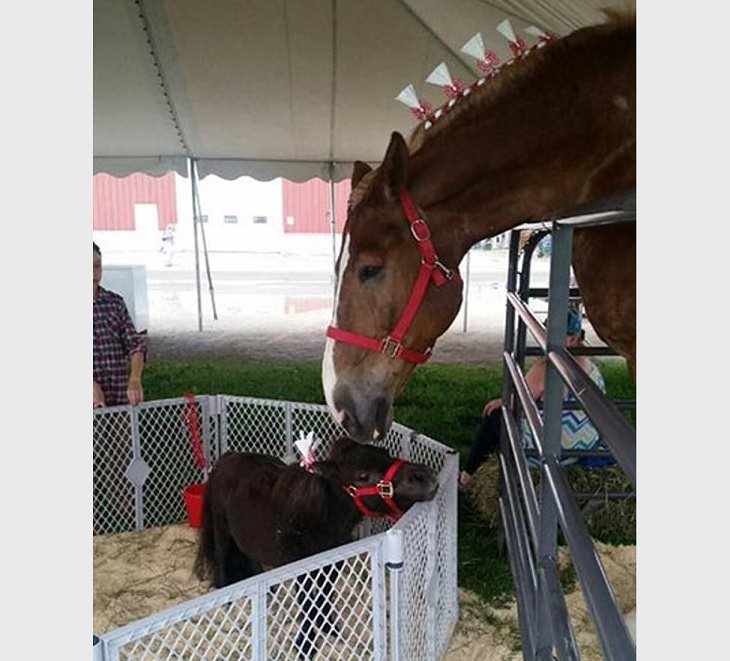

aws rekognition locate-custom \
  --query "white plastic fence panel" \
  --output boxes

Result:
[100,536,386,661]
[94,395,459,660]
[93,396,213,534]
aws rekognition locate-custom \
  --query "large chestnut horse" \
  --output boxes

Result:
[322,14,635,443]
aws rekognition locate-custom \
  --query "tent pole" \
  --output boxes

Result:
[328,163,337,295]
[462,250,470,332]
[191,161,218,320]
[189,158,203,331]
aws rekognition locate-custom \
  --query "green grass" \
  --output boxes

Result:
[144,357,635,608]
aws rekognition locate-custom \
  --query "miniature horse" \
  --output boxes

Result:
[323,13,635,443]
[194,435,437,657]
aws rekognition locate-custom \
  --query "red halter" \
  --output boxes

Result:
[345,459,407,523]
[326,189,461,364]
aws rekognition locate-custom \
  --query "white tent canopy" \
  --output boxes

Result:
[94,0,629,182]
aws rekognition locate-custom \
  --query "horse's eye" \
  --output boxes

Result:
[356,471,370,482]
[358,265,382,283]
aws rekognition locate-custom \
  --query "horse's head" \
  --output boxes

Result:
[322,132,463,442]
[316,436,438,518]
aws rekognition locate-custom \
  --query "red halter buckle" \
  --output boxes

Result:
[376,480,394,499]
[326,188,461,364]
[380,337,402,359]
[410,218,431,242]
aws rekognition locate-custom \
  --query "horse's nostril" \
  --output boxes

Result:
[410,470,428,484]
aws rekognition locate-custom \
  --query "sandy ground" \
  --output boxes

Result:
[94,524,634,659]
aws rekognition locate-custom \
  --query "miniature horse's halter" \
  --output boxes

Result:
[345,458,407,523]
[326,189,461,364]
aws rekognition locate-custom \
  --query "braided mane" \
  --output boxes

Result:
[406,10,635,154]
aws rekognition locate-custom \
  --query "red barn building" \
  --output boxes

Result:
[93,173,178,230]
[282,178,350,234]
[93,173,350,234]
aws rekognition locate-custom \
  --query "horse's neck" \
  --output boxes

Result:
[426,139,634,254]
[409,22,635,257]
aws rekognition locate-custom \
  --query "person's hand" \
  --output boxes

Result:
[93,381,106,408]
[127,379,144,406]
[483,398,502,416]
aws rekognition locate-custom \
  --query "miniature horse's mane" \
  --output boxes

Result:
[406,10,635,154]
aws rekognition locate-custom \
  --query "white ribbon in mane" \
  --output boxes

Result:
[295,431,320,472]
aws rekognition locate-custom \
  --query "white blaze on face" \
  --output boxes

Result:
[322,232,350,424]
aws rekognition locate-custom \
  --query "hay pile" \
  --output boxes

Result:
[93,524,208,634]
[468,458,635,544]
[444,537,636,660]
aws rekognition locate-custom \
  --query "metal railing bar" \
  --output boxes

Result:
[547,348,636,488]
[516,188,635,232]
[573,492,635,501]
[514,221,554,232]
[537,218,579,657]
[538,558,580,661]
[517,232,545,361]
[526,399,635,412]
[499,497,537,659]
[527,287,581,299]
[525,346,624,358]
[525,449,621,458]
[554,210,635,229]
[543,457,635,660]
[507,293,548,351]
[503,234,522,358]
[499,452,539,597]
[503,351,546,457]
[502,407,540,553]
[550,189,635,227]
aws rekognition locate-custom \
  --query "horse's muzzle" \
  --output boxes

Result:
[334,388,392,443]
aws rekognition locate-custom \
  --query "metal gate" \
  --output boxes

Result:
[498,191,636,660]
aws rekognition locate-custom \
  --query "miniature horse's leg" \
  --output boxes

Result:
[212,523,236,588]
[214,533,261,587]
[226,548,262,584]
[212,518,261,588]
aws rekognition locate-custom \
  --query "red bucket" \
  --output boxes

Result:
[182,483,206,528]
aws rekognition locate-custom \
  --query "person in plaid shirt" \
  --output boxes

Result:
[93,242,147,407]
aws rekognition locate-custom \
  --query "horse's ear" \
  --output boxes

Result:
[351,161,372,189]
[380,132,408,201]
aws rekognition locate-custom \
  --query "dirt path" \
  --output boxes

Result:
[147,326,508,365]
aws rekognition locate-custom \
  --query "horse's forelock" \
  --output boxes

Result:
[348,168,378,214]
